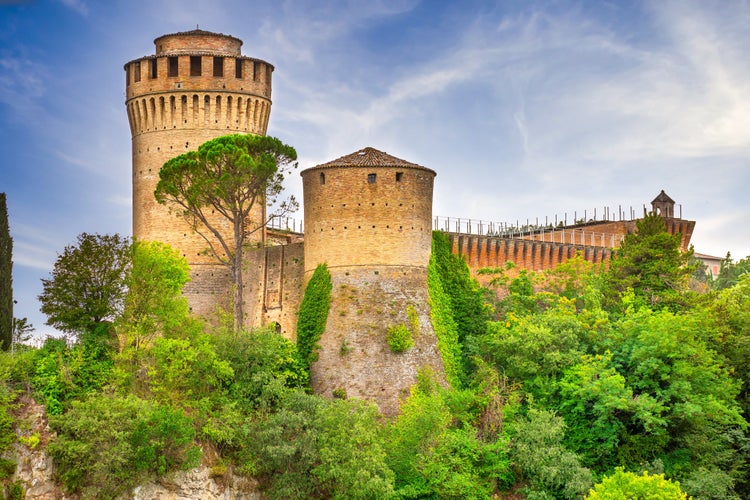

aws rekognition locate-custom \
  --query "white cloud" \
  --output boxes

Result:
[58,0,88,16]
[0,55,46,116]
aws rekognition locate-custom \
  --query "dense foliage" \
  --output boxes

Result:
[605,212,696,311]
[587,468,688,499]
[38,233,130,335]
[0,193,11,351]
[296,263,332,370]
[714,253,750,290]
[1,217,749,498]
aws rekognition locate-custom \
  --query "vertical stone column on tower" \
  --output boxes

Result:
[124,30,273,319]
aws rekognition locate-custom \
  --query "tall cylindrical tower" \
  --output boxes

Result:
[125,30,273,316]
[300,147,445,416]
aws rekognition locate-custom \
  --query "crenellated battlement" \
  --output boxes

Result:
[124,54,272,101]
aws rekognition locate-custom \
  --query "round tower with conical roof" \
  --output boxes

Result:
[300,147,446,416]
[124,30,273,316]
[301,147,436,274]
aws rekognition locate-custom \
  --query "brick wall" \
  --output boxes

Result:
[447,232,612,276]
[301,166,434,275]
[518,218,695,251]
[243,242,305,339]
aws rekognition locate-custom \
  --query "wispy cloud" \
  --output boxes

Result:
[58,0,88,16]
[9,222,63,271]
[0,54,46,116]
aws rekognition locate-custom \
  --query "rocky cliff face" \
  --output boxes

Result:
[5,395,260,499]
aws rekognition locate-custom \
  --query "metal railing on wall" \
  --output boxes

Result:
[432,216,626,248]
[266,215,302,233]
[264,202,683,249]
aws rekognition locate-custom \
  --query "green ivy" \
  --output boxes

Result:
[431,231,489,345]
[297,264,332,372]
[428,250,463,387]
[429,232,489,383]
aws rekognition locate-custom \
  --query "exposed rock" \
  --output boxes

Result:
[132,467,259,500]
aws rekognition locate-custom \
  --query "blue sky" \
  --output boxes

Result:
[2,0,750,338]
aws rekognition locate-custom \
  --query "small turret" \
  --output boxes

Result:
[651,189,675,218]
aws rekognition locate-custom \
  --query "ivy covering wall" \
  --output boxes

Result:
[427,256,463,387]
[428,231,491,386]
[296,264,332,371]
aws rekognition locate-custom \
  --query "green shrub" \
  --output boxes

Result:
[31,327,115,415]
[5,480,24,499]
[510,408,593,499]
[131,405,200,476]
[48,393,201,498]
[48,393,150,497]
[387,324,414,353]
[587,468,687,499]
[385,372,511,499]
[213,326,307,409]
[297,264,332,371]
[242,390,394,499]
[0,458,16,480]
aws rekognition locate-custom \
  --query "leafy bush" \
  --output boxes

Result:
[131,404,200,476]
[586,468,687,499]
[510,408,593,499]
[48,393,151,497]
[48,393,201,498]
[242,390,394,499]
[386,370,512,499]
[386,324,413,353]
[296,264,332,370]
[213,326,307,409]
[32,326,115,415]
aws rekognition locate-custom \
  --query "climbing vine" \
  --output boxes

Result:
[427,249,463,387]
[429,231,489,381]
[296,264,332,372]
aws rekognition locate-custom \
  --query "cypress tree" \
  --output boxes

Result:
[0,193,12,350]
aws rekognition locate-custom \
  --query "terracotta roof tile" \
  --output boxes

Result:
[304,147,435,174]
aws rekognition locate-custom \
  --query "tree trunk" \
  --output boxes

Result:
[233,219,244,332]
